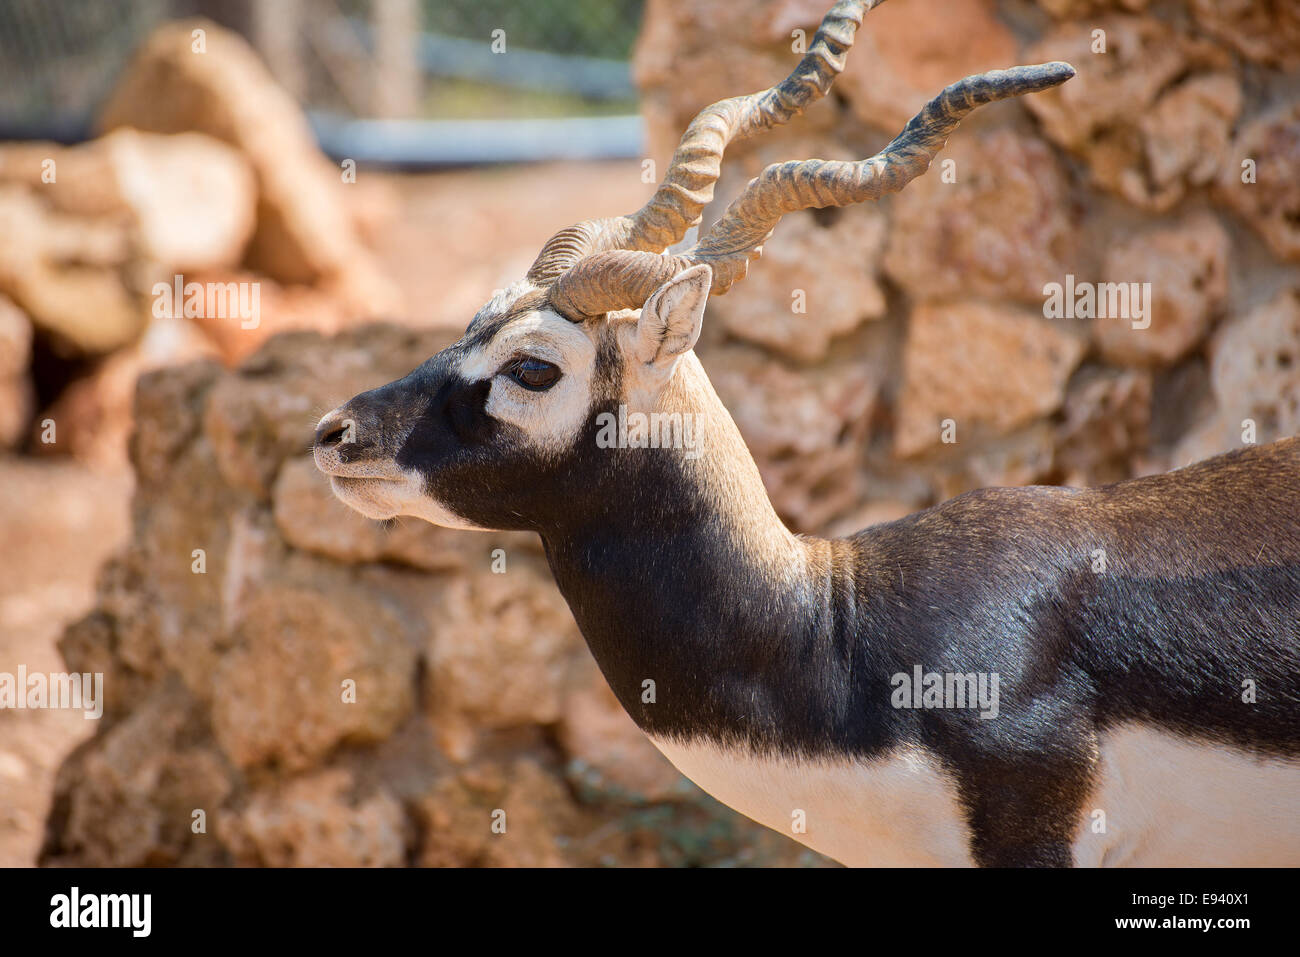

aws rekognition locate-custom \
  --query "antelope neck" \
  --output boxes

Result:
[538,360,886,757]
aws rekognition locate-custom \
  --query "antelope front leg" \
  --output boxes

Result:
[949,731,1097,868]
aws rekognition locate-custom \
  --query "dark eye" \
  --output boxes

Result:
[506,357,561,391]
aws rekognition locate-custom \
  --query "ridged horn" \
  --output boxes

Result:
[525,0,887,286]
[548,61,1076,319]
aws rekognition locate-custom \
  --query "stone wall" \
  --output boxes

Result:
[0,19,399,470]
[43,1,1300,866]
[638,0,1300,530]
[43,327,824,867]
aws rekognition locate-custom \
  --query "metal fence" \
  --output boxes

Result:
[0,0,647,163]
[0,0,169,140]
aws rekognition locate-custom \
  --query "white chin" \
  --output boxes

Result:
[329,476,399,520]
[407,497,489,532]
[328,473,486,531]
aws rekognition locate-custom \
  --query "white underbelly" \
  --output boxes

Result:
[1073,725,1300,867]
[647,735,977,866]
[649,725,1300,867]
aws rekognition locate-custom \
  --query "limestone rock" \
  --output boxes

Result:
[130,358,223,488]
[933,423,1058,500]
[201,325,454,499]
[709,206,887,361]
[220,769,407,867]
[1189,0,1300,70]
[425,554,584,759]
[209,578,417,771]
[174,270,350,366]
[1054,366,1152,486]
[634,0,813,165]
[824,500,916,539]
[0,140,126,218]
[0,295,32,379]
[0,375,31,449]
[1210,289,1300,422]
[1036,0,1149,15]
[558,661,687,803]
[1176,288,1300,465]
[0,131,255,356]
[1214,104,1300,263]
[894,301,1084,458]
[1094,212,1230,366]
[829,0,1018,133]
[1025,17,1215,151]
[0,296,32,447]
[706,343,878,531]
[2,264,142,355]
[273,456,458,571]
[41,678,233,867]
[35,316,217,469]
[1116,73,1242,212]
[414,757,578,868]
[0,185,141,353]
[94,130,256,273]
[0,182,129,267]
[98,19,401,319]
[882,129,1076,305]
[1024,17,1236,211]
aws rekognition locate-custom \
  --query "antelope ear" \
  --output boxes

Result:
[632,264,711,367]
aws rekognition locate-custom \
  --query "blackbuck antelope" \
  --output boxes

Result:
[315,0,1300,866]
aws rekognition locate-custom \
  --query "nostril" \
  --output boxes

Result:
[319,423,348,447]
[316,413,352,448]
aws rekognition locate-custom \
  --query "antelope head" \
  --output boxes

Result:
[314,0,1074,539]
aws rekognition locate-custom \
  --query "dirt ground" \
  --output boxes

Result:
[0,459,133,866]
[0,160,650,866]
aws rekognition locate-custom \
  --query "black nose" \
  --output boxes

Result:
[316,413,351,448]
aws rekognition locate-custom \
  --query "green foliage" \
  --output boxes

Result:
[419,0,645,58]
[421,77,636,119]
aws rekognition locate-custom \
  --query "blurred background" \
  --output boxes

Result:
[0,0,1296,867]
